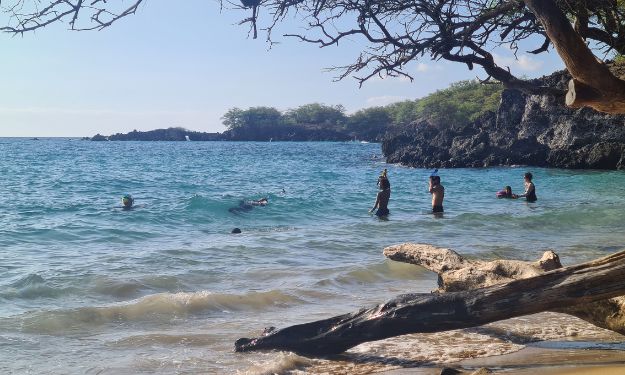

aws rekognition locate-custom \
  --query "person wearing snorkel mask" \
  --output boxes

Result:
[121,194,134,210]
[370,169,391,217]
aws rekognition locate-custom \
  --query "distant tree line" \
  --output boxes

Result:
[221,80,504,141]
[91,80,504,141]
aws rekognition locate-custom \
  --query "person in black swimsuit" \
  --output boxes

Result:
[370,170,391,217]
[516,172,537,202]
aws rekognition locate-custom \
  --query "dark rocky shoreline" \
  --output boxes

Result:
[90,125,355,142]
[91,67,625,170]
[382,69,625,170]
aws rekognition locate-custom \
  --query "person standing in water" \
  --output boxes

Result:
[516,172,537,202]
[429,175,444,213]
[370,169,391,217]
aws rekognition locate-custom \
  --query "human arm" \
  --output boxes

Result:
[369,192,380,212]
[518,183,534,198]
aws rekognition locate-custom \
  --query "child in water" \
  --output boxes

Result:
[370,169,391,217]
[496,186,514,199]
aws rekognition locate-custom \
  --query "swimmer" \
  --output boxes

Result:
[229,197,268,214]
[496,186,514,199]
[250,197,268,206]
[370,170,391,217]
[121,194,134,210]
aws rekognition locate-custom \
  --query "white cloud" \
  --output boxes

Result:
[415,62,445,74]
[493,53,543,72]
[365,95,408,107]
[416,63,430,72]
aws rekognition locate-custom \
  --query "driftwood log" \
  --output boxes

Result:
[235,244,625,355]
[384,243,625,335]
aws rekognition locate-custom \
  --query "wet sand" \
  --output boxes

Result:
[380,346,625,374]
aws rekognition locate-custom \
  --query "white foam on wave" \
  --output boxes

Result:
[12,290,303,334]
[238,352,312,375]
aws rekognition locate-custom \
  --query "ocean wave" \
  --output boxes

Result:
[7,290,303,334]
[114,333,219,347]
[238,352,312,375]
[1,274,73,300]
[316,260,430,287]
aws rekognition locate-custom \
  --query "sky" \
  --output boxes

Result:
[0,1,565,137]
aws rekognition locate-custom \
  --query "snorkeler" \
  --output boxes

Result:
[250,198,268,206]
[370,170,391,217]
[121,194,134,210]
[429,175,444,213]
[229,197,268,214]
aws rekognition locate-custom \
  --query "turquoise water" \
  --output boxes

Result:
[1,139,625,374]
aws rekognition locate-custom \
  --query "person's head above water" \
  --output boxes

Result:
[524,172,533,182]
[505,186,512,195]
[121,194,134,208]
[379,177,390,190]
[377,168,388,184]
[430,175,441,185]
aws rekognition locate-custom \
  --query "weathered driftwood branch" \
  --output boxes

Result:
[524,0,625,114]
[235,246,625,355]
[384,243,625,335]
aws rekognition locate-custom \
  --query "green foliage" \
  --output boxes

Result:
[221,106,283,130]
[284,103,347,127]
[221,79,504,139]
[385,80,503,127]
[348,107,392,135]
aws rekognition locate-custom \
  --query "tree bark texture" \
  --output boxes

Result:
[524,0,625,113]
[384,243,625,336]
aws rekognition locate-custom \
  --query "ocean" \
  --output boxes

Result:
[1,138,624,374]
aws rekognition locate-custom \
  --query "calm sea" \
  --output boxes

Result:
[1,139,625,374]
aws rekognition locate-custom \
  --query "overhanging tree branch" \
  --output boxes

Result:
[524,0,625,113]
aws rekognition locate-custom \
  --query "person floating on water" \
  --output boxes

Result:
[429,174,444,213]
[121,194,134,210]
[496,186,514,199]
[370,169,391,217]
[229,197,268,214]
[250,198,268,206]
[516,172,537,202]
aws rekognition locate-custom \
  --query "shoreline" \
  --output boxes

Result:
[379,346,625,374]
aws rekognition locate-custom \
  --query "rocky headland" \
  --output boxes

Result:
[382,66,625,169]
[91,125,356,142]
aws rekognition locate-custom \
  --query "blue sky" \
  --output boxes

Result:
[0,1,565,137]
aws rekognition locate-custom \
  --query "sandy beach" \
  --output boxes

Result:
[380,346,625,374]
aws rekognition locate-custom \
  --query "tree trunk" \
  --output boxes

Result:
[235,246,625,355]
[523,0,625,114]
